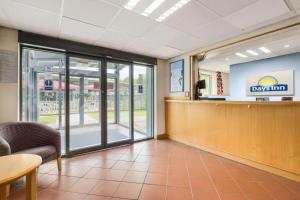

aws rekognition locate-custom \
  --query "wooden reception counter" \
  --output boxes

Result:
[165,99,300,181]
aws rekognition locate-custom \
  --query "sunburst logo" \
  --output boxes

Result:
[258,76,278,86]
[250,76,288,92]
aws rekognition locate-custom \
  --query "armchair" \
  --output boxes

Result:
[0,122,61,171]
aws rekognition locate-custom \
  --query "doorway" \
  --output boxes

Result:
[21,47,153,156]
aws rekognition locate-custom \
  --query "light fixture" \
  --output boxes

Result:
[259,47,271,54]
[124,0,141,10]
[246,50,258,56]
[156,0,191,22]
[142,0,166,16]
[235,53,248,58]
[284,44,290,48]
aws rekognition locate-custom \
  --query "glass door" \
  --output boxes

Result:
[106,61,133,145]
[67,56,103,153]
[21,48,67,154]
[133,64,153,140]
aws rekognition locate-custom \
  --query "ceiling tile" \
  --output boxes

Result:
[123,38,160,52]
[193,19,241,43]
[163,0,219,35]
[132,0,154,14]
[196,0,258,17]
[63,0,120,28]
[149,0,178,19]
[95,40,123,51]
[0,6,10,27]
[12,0,62,14]
[224,0,290,29]
[102,0,128,7]
[110,9,158,37]
[150,46,182,58]
[1,0,60,36]
[289,0,300,13]
[60,17,105,43]
[166,33,205,51]
[96,29,136,49]
[142,24,184,45]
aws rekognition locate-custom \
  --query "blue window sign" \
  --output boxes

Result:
[138,85,143,94]
[44,79,53,91]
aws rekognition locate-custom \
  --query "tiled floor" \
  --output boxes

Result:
[9,139,300,200]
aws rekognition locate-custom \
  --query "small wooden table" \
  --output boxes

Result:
[0,154,42,200]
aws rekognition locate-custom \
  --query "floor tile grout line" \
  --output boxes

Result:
[184,150,195,200]
[164,151,171,200]
[257,180,289,200]
[218,157,252,200]
[198,152,222,200]
[267,175,300,198]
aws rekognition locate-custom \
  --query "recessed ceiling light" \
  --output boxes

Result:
[258,47,271,54]
[246,50,258,56]
[156,0,191,22]
[235,53,248,58]
[124,0,141,10]
[142,0,166,16]
[284,44,290,48]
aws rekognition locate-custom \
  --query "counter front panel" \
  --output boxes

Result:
[165,100,300,181]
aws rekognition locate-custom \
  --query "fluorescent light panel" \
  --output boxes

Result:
[142,0,166,16]
[156,0,191,22]
[246,50,258,56]
[235,53,248,58]
[124,0,141,10]
[259,47,271,53]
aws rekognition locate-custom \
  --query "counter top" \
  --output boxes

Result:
[165,99,300,105]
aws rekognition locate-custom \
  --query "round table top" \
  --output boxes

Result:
[0,154,42,185]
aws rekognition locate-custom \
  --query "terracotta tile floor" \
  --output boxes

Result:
[9,139,300,200]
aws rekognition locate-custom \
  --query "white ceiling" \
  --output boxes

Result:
[199,26,300,73]
[0,0,299,59]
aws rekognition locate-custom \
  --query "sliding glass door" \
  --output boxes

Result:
[21,47,153,156]
[21,48,67,153]
[68,56,102,152]
[107,61,133,144]
[133,64,153,140]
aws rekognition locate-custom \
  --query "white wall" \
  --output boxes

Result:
[0,27,18,123]
[154,59,168,136]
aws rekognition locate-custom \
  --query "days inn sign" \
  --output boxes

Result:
[247,70,294,96]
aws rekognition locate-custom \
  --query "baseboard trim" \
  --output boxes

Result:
[168,135,300,183]
[155,134,168,140]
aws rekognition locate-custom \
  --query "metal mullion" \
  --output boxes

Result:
[129,63,134,143]
[65,55,70,155]
[101,59,108,147]
[79,76,84,126]
[116,68,119,124]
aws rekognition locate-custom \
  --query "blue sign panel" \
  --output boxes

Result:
[138,85,143,94]
[44,79,53,91]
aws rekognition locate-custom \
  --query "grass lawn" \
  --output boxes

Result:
[88,110,146,121]
[39,110,146,126]
[88,111,114,121]
[39,115,57,125]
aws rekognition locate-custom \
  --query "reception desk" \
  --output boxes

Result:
[165,99,300,181]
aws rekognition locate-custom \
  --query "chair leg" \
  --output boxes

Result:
[57,157,62,172]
